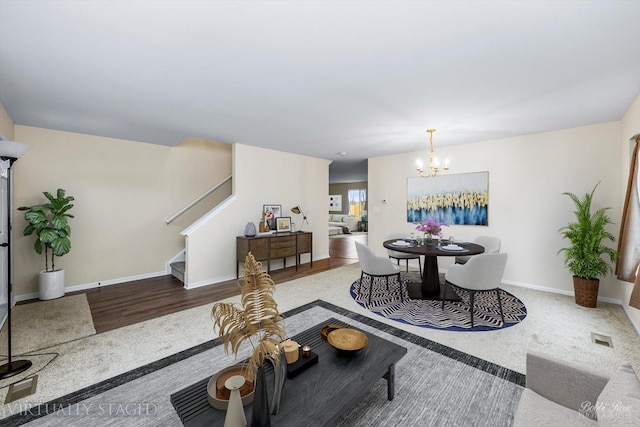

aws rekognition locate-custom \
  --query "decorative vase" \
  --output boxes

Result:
[251,365,271,427]
[224,375,247,427]
[244,222,257,237]
[39,269,66,300]
[270,350,287,415]
[424,233,433,245]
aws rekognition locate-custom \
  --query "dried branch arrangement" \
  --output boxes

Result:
[211,252,287,373]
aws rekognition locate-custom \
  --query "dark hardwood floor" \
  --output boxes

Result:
[72,233,367,333]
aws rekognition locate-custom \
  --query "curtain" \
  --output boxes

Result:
[616,135,640,309]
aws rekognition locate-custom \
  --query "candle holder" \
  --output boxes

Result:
[302,345,311,358]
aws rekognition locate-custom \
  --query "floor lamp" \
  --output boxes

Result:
[0,139,32,379]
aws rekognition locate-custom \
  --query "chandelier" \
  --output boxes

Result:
[416,129,449,177]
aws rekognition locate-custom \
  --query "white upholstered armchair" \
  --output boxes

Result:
[355,242,403,304]
[444,253,508,327]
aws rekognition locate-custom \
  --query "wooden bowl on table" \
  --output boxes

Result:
[327,328,368,353]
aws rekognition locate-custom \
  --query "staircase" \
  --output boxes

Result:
[165,173,233,287]
[170,261,185,283]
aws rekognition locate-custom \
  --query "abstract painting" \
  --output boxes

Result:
[407,172,489,225]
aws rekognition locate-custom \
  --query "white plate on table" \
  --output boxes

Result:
[390,240,412,247]
[440,245,467,252]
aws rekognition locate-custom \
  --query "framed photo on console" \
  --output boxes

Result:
[276,217,292,233]
[263,204,281,230]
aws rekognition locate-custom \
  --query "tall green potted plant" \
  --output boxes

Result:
[18,189,74,300]
[558,183,618,307]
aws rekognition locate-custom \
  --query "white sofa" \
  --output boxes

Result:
[514,350,640,426]
[328,214,359,235]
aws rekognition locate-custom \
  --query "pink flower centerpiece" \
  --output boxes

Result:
[414,219,448,244]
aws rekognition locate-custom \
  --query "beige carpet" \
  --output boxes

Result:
[0,266,639,422]
[0,294,96,355]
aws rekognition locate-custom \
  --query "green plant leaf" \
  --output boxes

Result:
[24,211,47,224]
[51,237,71,256]
[20,189,74,263]
[59,204,74,215]
[23,224,35,236]
[39,229,58,243]
[558,182,619,280]
[51,215,68,229]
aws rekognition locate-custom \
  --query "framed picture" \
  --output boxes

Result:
[407,171,489,225]
[263,204,281,230]
[329,194,342,212]
[276,216,292,233]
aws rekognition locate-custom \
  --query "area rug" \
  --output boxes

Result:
[0,294,96,355]
[1,300,524,427]
[350,272,528,331]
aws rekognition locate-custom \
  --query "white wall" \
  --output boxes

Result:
[11,125,231,297]
[369,122,623,299]
[184,143,331,287]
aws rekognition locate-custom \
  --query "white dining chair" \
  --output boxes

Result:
[443,253,508,327]
[385,232,422,277]
[455,236,501,265]
[355,241,403,304]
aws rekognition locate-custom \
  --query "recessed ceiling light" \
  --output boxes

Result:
[337,152,347,156]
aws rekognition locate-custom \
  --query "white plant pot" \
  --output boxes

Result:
[39,269,66,300]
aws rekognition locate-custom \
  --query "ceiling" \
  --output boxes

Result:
[1,1,640,169]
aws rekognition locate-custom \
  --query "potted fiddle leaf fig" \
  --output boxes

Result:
[558,183,618,308]
[18,189,74,300]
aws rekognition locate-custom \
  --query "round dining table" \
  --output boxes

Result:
[382,239,485,300]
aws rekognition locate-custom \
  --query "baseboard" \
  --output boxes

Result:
[501,279,574,297]
[14,270,170,302]
[185,254,331,290]
[184,274,236,290]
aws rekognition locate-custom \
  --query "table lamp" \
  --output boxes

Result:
[290,206,309,231]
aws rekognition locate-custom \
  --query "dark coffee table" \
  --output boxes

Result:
[171,318,407,426]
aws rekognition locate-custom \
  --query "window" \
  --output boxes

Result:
[348,189,367,217]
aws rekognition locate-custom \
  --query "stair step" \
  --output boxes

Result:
[170,261,185,283]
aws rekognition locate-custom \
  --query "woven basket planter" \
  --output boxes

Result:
[573,276,599,308]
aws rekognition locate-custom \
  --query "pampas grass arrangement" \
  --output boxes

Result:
[211,252,287,373]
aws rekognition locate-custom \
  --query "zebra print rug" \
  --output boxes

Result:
[350,273,527,331]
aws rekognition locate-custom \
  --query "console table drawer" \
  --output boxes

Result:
[270,236,296,257]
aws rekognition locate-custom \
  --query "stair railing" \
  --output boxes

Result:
[165,174,232,225]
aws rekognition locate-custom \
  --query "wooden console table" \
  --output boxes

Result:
[236,232,312,277]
